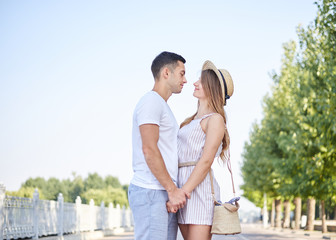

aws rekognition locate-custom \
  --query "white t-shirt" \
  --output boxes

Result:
[131,91,179,190]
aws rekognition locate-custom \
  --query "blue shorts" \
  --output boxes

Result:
[128,184,177,240]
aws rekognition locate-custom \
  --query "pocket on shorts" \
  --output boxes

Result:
[146,189,157,203]
[128,184,148,208]
[129,185,167,207]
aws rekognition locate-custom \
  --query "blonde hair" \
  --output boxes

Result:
[180,70,230,162]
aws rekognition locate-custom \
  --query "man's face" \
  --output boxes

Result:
[168,61,187,94]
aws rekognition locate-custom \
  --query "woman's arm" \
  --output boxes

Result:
[182,114,225,194]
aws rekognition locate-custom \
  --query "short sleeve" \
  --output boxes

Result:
[136,94,162,127]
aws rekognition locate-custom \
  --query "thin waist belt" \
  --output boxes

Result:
[178,161,198,168]
[178,151,236,203]
[178,160,218,203]
[177,156,236,205]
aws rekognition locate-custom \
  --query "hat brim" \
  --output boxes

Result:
[202,60,226,103]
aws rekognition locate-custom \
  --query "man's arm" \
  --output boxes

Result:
[140,124,189,209]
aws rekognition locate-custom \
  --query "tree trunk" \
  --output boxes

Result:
[321,200,327,233]
[283,200,291,228]
[334,206,336,220]
[275,199,282,228]
[294,197,302,230]
[306,198,316,231]
[271,199,275,227]
[263,192,268,228]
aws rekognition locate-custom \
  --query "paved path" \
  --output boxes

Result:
[98,232,134,240]
[211,224,333,240]
[99,224,336,240]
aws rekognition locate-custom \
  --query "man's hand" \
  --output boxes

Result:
[166,201,177,213]
[166,188,191,213]
[167,187,190,210]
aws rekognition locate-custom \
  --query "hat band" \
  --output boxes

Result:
[218,70,230,101]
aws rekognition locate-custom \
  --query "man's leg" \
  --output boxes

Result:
[128,184,169,240]
[129,184,151,239]
[167,212,178,240]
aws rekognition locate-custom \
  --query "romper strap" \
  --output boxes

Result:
[200,113,215,120]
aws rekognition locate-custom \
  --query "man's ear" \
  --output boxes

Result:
[161,67,170,79]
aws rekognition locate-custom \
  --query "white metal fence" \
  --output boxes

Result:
[0,183,133,240]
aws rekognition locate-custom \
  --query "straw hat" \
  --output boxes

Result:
[202,60,234,105]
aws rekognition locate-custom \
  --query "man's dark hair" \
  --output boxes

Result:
[151,51,186,80]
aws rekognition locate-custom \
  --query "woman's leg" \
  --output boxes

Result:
[178,224,189,240]
[187,225,211,240]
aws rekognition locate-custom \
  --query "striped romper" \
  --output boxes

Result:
[177,113,222,225]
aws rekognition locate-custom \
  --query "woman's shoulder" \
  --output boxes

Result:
[200,113,225,133]
[208,113,224,121]
[207,113,225,128]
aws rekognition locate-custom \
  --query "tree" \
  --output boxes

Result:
[6,186,46,199]
[68,173,84,202]
[44,177,67,200]
[21,177,47,191]
[241,121,283,227]
[292,0,336,231]
[241,1,336,232]
[10,173,129,207]
[84,172,105,191]
[105,175,122,188]
[82,186,128,207]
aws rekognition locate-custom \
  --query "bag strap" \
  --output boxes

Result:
[209,168,220,204]
[178,150,236,205]
[209,152,236,204]
[224,149,236,196]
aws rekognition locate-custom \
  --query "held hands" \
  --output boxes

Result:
[166,200,177,213]
[166,188,190,213]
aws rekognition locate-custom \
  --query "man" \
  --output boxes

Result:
[129,51,190,240]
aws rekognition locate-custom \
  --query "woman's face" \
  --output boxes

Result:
[193,78,206,99]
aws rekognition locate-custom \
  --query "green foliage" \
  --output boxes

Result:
[82,186,128,207]
[122,184,129,198]
[84,173,105,191]
[241,123,280,197]
[241,0,336,210]
[22,177,47,191]
[291,0,336,199]
[105,175,122,189]
[44,177,67,200]
[240,185,264,209]
[6,186,46,199]
[12,173,128,206]
[68,173,84,202]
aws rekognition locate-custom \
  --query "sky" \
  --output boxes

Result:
[0,0,318,210]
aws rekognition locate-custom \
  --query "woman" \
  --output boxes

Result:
[167,60,234,240]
